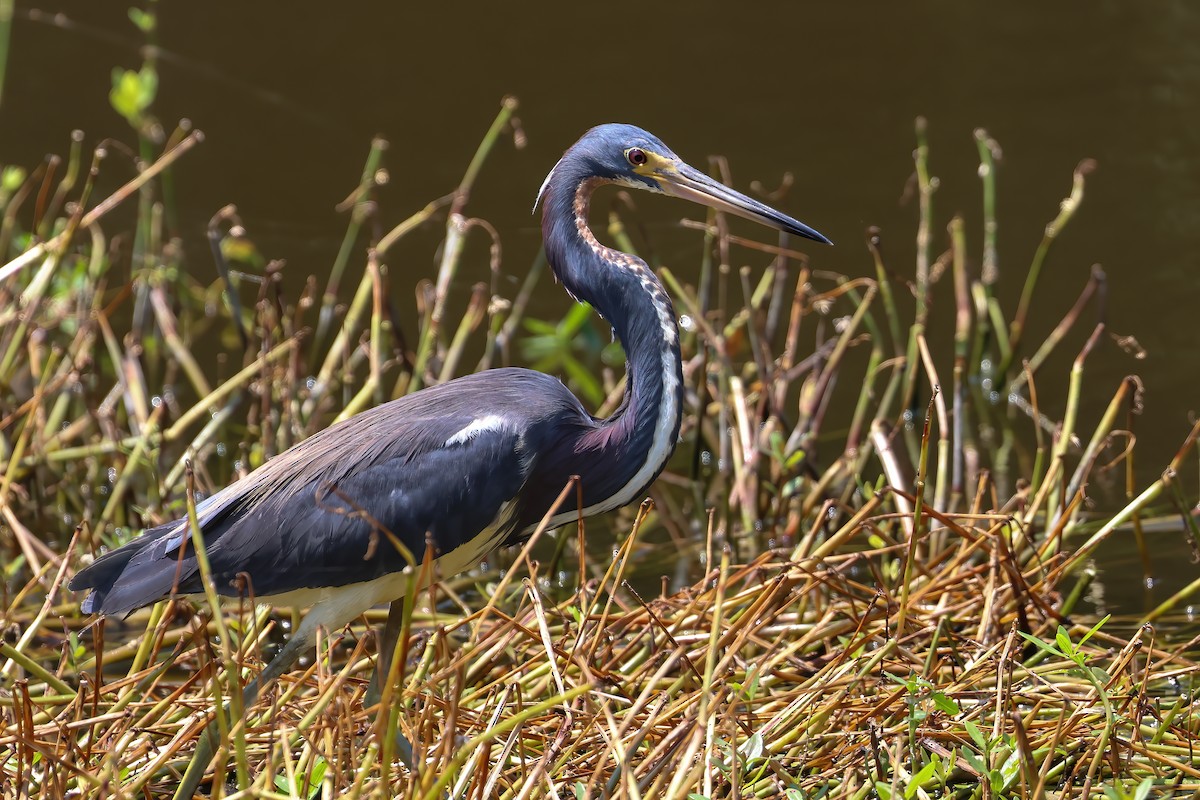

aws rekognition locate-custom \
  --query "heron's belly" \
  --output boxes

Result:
[219,500,519,632]
[248,571,415,632]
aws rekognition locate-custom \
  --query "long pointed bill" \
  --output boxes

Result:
[658,163,832,245]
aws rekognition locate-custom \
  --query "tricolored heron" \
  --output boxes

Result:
[70,123,829,794]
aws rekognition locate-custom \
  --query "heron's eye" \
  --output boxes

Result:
[626,148,648,167]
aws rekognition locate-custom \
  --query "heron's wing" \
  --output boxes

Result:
[71,369,585,616]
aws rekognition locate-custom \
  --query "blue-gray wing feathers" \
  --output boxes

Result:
[71,369,589,616]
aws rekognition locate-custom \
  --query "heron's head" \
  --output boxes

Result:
[537,123,831,246]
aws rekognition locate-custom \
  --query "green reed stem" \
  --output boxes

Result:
[913,117,934,328]
[974,129,1000,290]
[897,391,935,638]
[1003,159,1095,378]
[950,216,970,507]
[1008,265,1102,395]
[452,96,518,216]
[1045,324,1103,518]
[418,685,591,800]
[1054,376,1137,533]
[0,0,11,111]
[410,101,518,393]
[174,464,248,796]
[866,229,903,358]
[313,136,388,363]
[440,283,489,383]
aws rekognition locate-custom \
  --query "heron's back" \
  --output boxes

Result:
[70,368,591,616]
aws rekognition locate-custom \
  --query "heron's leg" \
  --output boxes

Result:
[364,598,404,707]
[363,598,416,772]
[172,628,314,799]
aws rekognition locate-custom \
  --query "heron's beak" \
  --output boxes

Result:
[656,163,832,245]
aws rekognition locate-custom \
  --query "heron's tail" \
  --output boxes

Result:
[70,523,191,616]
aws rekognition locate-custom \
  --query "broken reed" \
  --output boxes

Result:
[2,107,1199,798]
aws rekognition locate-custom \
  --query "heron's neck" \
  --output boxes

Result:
[541,173,684,507]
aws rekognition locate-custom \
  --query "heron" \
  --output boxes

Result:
[69,123,830,795]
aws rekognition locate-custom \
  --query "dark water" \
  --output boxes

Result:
[3,2,1200,615]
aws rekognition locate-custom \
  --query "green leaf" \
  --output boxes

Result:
[1055,626,1075,658]
[989,768,1004,793]
[739,732,764,761]
[687,794,710,800]
[960,745,984,775]
[1,165,25,192]
[110,69,141,122]
[138,66,158,106]
[522,318,558,336]
[997,750,1021,790]
[1077,614,1111,649]
[874,781,894,800]
[600,339,625,365]
[1132,777,1155,800]
[561,355,603,405]
[302,757,328,799]
[932,690,960,715]
[561,301,595,334]
[964,719,986,751]
[1017,629,1065,659]
[109,65,157,125]
[906,760,938,798]
[745,666,760,701]
[127,7,156,32]
[784,789,807,800]
[2,554,25,578]
[768,430,786,461]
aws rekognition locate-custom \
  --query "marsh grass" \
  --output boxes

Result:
[1,103,1200,798]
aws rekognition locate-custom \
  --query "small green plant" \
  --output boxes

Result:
[110,6,159,131]
[519,301,622,405]
[109,64,157,128]
[1020,616,1111,669]
[1101,777,1156,800]
[273,755,327,799]
[958,718,1021,795]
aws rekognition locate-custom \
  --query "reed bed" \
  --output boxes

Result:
[1,100,1199,799]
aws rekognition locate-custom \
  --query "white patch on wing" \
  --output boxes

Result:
[445,415,506,447]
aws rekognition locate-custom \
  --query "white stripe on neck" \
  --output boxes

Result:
[552,180,683,521]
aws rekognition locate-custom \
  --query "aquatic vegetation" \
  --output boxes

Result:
[1,98,1199,798]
